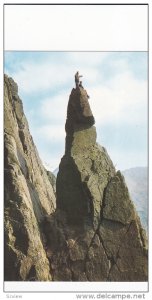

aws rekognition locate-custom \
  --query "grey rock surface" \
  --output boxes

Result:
[4,75,56,281]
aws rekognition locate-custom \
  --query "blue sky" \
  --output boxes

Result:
[4,51,148,171]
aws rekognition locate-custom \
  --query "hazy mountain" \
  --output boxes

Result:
[53,167,59,177]
[122,167,148,231]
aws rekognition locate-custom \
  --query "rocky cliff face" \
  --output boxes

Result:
[4,75,56,281]
[4,77,148,282]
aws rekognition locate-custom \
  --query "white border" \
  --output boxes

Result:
[1,1,151,299]
[4,3,148,51]
[4,282,148,292]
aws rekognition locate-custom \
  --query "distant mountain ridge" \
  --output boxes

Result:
[53,167,59,177]
[122,167,148,231]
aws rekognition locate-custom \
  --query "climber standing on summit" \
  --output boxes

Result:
[75,71,83,88]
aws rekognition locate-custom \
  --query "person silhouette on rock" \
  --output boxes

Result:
[79,81,84,89]
[75,71,83,88]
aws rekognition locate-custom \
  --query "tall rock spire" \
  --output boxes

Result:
[57,84,115,228]
[54,81,148,281]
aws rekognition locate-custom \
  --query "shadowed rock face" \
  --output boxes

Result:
[65,87,95,134]
[65,87,95,157]
[4,75,56,281]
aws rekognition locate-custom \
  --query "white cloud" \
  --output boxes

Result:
[5,52,148,170]
[40,91,68,123]
[89,71,147,127]
[30,123,65,171]
[68,52,108,66]
[40,152,62,172]
[7,53,107,94]
[10,62,71,93]
[107,147,147,171]
[36,124,65,143]
[106,57,130,73]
